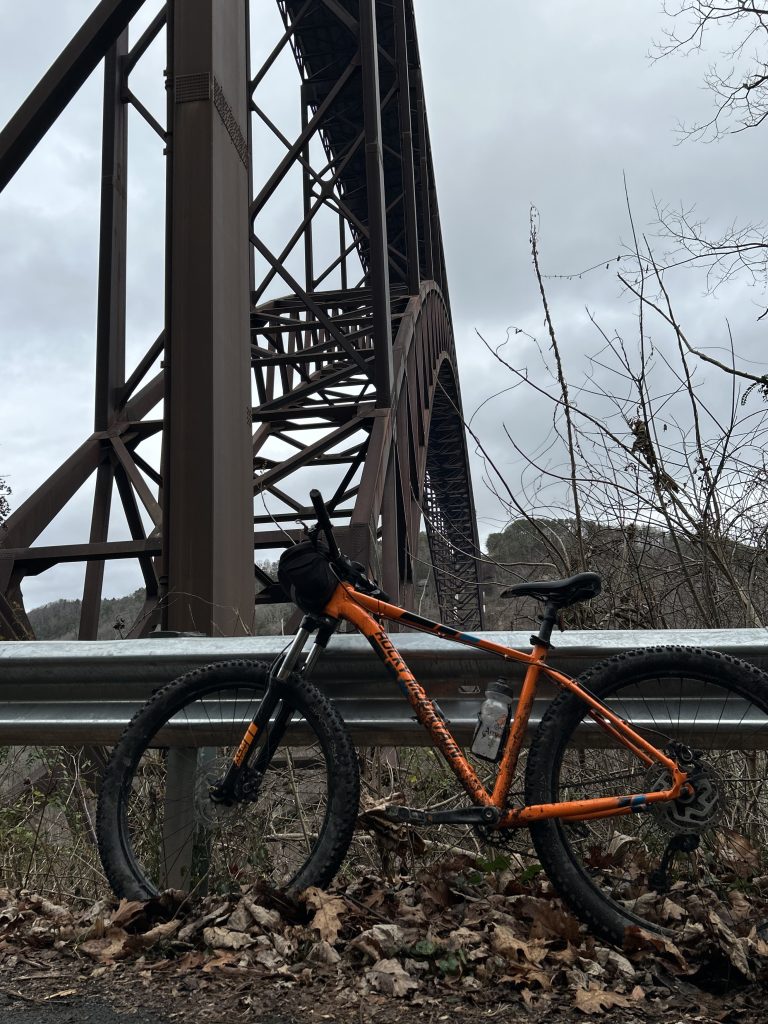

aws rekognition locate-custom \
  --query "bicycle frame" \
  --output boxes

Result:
[324,584,689,829]
[235,580,690,830]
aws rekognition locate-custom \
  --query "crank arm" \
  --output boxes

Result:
[385,805,500,826]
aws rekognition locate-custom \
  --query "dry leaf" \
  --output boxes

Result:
[201,952,241,973]
[594,946,635,979]
[606,833,635,863]
[447,926,483,951]
[520,986,540,1008]
[109,900,148,931]
[705,910,754,979]
[349,923,406,961]
[499,963,553,990]
[78,927,131,962]
[226,901,252,933]
[506,895,582,943]
[302,887,347,944]
[203,926,255,951]
[490,923,548,965]
[728,889,753,921]
[573,985,632,1014]
[252,947,290,973]
[623,925,687,969]
[712,828,762,878]
[365,957,418,998]
[306,939,342,965]
[272,933,297,959]
[129,919,180,951]
[29,897,71,924]
[658,897,686,923]
[177,901,231,942]
[242,898,282,932]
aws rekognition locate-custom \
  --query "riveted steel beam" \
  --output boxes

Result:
[163,0,254,635]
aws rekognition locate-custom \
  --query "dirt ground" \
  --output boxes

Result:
[2,861,767,1024]
[0,958,763,1024]
[0,955,762,1024]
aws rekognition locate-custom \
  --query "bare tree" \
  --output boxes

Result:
[652,3,768,312]
[0,476,9,527]
[655,2,768,140]
[477,216,768,632]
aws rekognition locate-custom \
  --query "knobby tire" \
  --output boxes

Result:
[525,646,768,945]
[97,660,360,901]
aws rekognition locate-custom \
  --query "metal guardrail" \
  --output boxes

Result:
[3,629,768,746]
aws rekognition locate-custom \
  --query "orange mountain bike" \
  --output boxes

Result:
[98,490,768,945]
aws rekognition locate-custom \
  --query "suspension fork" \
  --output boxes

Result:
[211,616,337,801]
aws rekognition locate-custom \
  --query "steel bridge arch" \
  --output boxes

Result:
[348,281,483,626]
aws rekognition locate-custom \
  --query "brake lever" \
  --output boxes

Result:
[351,569,392,604]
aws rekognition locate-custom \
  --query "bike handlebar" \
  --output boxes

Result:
[309,489,342,561]
[309,489,392,603]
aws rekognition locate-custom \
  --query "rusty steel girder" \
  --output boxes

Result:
[0,0,484,640]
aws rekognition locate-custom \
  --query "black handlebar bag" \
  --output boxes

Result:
[278,541,339,613]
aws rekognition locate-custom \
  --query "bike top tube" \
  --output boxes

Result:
[325,584,550,668]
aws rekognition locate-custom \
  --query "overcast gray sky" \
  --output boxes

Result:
[1,1,765,608]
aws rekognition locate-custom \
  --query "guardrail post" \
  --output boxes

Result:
[162,747,198,890]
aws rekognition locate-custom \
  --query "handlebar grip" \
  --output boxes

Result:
[309,489,341,560]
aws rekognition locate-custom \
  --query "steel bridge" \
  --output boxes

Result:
[0,0,484,640]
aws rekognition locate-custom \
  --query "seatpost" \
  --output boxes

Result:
[533,601,560,647]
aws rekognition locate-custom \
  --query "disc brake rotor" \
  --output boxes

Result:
[645,758,723,834]
[194,757,240,827]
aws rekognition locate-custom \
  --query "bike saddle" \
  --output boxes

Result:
[500,571,602,608]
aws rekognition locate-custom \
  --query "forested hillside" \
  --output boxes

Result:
[482,517,768,632]
[27,516,767,639]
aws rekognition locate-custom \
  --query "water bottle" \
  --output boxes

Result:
[470,680,515,762]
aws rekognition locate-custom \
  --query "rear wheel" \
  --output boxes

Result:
[97,660,360,900]
[525,647,768,944]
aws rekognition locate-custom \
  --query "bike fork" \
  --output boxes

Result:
[271,614,337,680]
[211,615,336,802]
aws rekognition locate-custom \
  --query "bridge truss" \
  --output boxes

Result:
[0,0,484,639]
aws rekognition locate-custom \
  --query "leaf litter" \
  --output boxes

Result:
[0,855,766,1023]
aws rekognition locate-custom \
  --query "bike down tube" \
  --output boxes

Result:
[326,584,688,825]
[491,650,687,825]
[324,585,493,807]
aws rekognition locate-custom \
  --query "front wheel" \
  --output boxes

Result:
[525,646,768,945]
[97,660,360,900]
